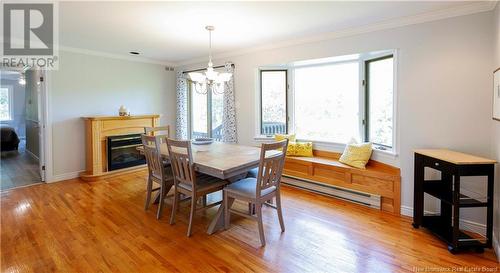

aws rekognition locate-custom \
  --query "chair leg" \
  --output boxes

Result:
[256,202,266,247]
[156,180,165,220]
[169,189,178,225]
[187,193,197,237]
[144,176,153,210]
[275,192,285,232]
[223,191,230,230]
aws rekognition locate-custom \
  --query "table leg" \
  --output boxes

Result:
[207,197,235,234]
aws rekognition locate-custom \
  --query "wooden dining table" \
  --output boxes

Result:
[138,142,269,234]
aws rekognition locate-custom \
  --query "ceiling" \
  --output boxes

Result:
[55,1,491,65]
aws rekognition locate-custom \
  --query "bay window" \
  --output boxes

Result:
[365,56,394,148]
[260,70,287,135]
[259,50,396,152]
[294,62,360,143]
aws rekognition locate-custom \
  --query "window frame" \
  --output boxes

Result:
[259,69,289,135]
[187,80,224,140]
[0,85,14,122]
[364,54,395,149]
[256,50,398,156]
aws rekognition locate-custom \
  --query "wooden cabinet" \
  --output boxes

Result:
[413,149,496,253]
[283,150,401,214]
[81,115,159,181]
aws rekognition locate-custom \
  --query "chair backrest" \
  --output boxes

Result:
[141,135,164,181]
[166,138,196,189]
[255,139,289,197]
[144,126,170,138]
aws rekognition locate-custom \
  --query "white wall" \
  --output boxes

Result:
[179,12,494,221]
[491,2,500,259]
[49,50,176,178]
[0,79,26,138]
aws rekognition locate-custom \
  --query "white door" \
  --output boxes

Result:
[494,70,500,120]
[36,70,46,182]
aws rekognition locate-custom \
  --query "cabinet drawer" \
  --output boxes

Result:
[422,156,455,172]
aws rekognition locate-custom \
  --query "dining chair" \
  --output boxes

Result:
[145,126,171,166]
[144,126,170,137]
[141,134,174,220]
[223,139,289,246]
[166,138,228,237]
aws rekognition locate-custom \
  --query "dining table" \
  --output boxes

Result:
[138,141,271,234]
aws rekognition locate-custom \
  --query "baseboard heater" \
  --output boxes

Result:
[281,175,381,209]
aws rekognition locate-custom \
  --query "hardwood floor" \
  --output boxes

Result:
[1,170,498,272]
[1,140,41,191]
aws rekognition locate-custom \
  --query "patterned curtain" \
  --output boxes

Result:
[176,71,188,139]
[221,63,237,143]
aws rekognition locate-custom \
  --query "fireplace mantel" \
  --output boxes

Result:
[81,114,159,181]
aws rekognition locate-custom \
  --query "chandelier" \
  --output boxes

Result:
[188,26,232,95]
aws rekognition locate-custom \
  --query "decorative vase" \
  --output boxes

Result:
[119,105,129,116]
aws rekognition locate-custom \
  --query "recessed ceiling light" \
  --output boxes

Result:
[129,51,140,55]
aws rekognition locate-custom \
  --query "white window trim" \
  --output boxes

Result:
[254,49,399,158]
[0,85,14,122]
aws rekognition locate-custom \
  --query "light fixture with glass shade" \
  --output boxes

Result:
[188,26,232,95]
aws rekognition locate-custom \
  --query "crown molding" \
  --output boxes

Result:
[176,1,498,67]
[59,46,176,67]
[1,37,175,67]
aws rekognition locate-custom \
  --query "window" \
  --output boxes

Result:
[189,82,224,140]
[295,62,360,143]
[260,70,287,135]
[258,51,396,152]
[365,56,394,148]
[0,86,13,121]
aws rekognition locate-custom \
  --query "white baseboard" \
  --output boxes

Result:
[401,205,413,217]
[49,170,85,183]
[401,205,487,236]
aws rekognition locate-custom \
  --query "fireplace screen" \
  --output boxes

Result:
[107,134,146,171]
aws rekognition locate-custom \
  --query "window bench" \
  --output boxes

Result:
[282,150,401,214]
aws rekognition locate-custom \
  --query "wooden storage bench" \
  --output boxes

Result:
[283,150,401,214]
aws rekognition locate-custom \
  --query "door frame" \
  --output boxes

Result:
[38,69,52,182]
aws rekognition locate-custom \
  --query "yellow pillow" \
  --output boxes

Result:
[274,134,296,142]
[286,142,313,157]
[339,142,373,169]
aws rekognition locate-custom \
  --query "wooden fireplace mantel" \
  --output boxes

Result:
[80,114,159,181]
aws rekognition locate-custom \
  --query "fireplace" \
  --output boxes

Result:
[107,134,146,171]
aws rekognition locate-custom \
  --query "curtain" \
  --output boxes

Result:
[221,64,237,143]
[176,71,188,139]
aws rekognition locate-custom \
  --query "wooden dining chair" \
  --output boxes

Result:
[144,126,170,137]
[141,135,174,220]
[223,139,289,246]
[166,139,228,237]
[145,126,170,166]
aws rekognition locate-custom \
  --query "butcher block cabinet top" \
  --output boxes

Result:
[414,149,496,165]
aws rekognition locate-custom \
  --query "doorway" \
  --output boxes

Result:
[1,66,47,191]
